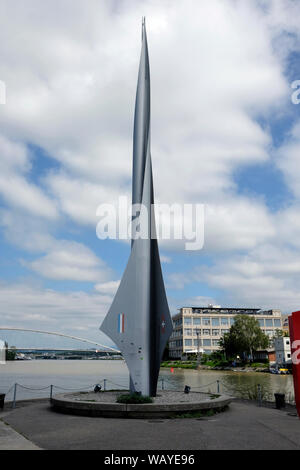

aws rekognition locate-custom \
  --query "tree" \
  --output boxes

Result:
[5,345,16,361]
[219,332,237,360]
[219,315,270,362]
[273,329,289,338]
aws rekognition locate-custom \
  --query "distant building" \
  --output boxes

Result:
[275,336,291,366]
[0,339,6,364]
[253,348,276,365]
[282,315,290,336]
[169,306,282,359]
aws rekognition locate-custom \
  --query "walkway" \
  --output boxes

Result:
[1,400,300,450]
[0,418,40,450]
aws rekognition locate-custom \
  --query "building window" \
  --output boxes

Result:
[184,317,192,325]
[274,319,281,328]
[230,318,235,326]
[203,339,211,347]
[221,329,229,335]
[221,317,229,326]
[212,329,220,336]
[203,318,211,326]
[212,339,220,347]
[265,319,273,327]
[212,318,220,326]
[203,329,211,336]
[258,319,265,327]
[193,318,201,326]
[194,339,202,347]
[185,339,192,347]
[184,329,192,336]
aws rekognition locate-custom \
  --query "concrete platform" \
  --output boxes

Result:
[2,400,300,450]
[50,390,232,418]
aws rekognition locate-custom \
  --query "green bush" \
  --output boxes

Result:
[6,349,16,361]
[250,362,267,368]
[160,361,197,369]
[116,393,153,404]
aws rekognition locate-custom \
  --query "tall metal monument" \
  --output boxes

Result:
[100,18,173,396]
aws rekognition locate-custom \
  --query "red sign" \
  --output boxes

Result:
[289,311,300,418]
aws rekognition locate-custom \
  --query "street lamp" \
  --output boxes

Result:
[196,329,201,364]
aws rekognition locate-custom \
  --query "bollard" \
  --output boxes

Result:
[0,393,5,410]
[103,379,106,391]
[50,385,53,401]
[161,378,164,390]
[12,383,17,409]
[274,393,286,410]
[217,380,220,394]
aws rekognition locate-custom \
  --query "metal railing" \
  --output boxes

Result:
[1,378,296,410]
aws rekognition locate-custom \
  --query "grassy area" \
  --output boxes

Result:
[161,361,197,369]
[161,359,268,370]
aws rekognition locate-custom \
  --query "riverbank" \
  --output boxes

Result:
[1,360,295,404]
[161,361,287,374]
[1,399,299,450]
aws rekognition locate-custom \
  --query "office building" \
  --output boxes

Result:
[169,305,282,358]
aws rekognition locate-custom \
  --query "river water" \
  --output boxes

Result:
[0,360,295,403]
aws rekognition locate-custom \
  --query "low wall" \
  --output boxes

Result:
[51,393,232,419]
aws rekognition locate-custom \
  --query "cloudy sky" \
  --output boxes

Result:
[0,0,300,349]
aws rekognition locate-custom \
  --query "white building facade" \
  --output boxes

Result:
[169,306,283,359]
[274,337,291,366]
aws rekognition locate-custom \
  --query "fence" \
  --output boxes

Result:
[1,378,296,410]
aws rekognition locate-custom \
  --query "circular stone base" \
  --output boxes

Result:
[51,390,232,418]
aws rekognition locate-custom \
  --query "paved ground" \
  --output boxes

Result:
[0,419,40,450]
[1,401,300,450]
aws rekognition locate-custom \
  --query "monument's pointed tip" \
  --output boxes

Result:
[141,16,146,40]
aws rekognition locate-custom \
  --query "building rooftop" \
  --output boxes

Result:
[179,307,261,311]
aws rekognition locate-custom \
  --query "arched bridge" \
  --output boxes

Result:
[0,327,120,353]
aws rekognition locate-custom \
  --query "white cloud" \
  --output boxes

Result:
[0,0,288,217]
[0,135,58,219]
[94,280,120,295]
[24,240,112,282]
[160,255,172,264]
[276,120,300,198]
[0,208,112,283]
[0,0,300,324]
[0,281,114,347]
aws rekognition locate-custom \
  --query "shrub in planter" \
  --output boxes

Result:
[116,393,153,404]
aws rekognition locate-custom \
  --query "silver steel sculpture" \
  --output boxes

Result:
[100,18,173,396]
